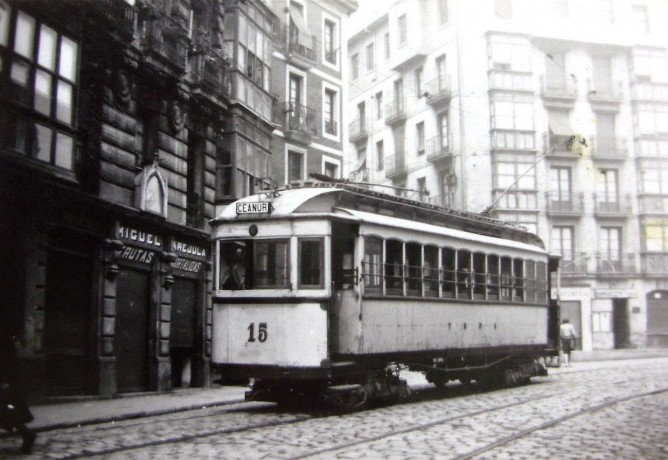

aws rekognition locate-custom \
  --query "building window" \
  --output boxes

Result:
[491,94,533,131]
[366,42,374,71]
[384,32,390,59]
[376,140,384,170]
[416,121,425,155]
[637,104,668,133]
[215,141,234,200]
[288,150,304,182]
[1,9,79,171]
[494,157,537,209]
[439,0,449,24]
[289,72,303,107]
[438,113,449,148]
[640,161,668,194]
[398,14,407,45]
[415,67,423,95]
[632,5,649,33]
[324,19,336,64]
[594,0,613,23]
[495,0,512,18]
[237,14,272,92]
[324,161,338,178]
[324,88,337,136]
[417,177,427,199]
[357,101,366,130]
[351,53,359,79]
[592,56,612,93]
[550,166,572,202]
[600,227,622,268]
[645,219,668,251]
[550,0,568,18]
[597,169,619,203]
[633,48,668,82]
[490,35,529,71]
[595,112,616,152]
[375,91,383,119]
[551,226,575,261]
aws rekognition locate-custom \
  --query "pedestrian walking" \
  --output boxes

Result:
[0,324,37,454]
[559,319,577,368]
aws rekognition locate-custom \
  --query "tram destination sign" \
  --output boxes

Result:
[236,202,271,215]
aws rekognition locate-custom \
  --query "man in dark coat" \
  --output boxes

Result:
[0,324,36,453]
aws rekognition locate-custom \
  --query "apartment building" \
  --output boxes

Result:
[348,0,668,351]
[264,0,356,187]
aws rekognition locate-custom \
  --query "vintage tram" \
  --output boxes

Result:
[211,184,560,408]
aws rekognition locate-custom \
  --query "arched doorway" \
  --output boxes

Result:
[647,291,668,348]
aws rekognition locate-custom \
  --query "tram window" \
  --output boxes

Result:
[513,258,524,302]
[219,241,249,290]
[424,245,439,298]
[406,242,422,296]
[487,255,500,300]
[473,252,486,299]
[441,247,456,298]
[364,237,383,294]
[254,239,289,288]
[500,256,512,301]
[525,260,536,303]
[385,239,403,295]
[457,250,472,299]
[299,239,323,288]
[536,263,544,301]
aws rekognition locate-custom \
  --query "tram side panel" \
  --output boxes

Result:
[212,302,328,367]
[336,299,548,355]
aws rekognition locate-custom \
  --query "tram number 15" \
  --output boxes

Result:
[247,322,268,343]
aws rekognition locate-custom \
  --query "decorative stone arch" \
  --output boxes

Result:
[135,162,168,217]
[646,290,668,348]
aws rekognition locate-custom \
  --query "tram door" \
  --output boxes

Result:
[116,269,150,392]
[330,222,359,353]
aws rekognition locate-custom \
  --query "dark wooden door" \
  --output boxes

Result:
[613,298,630,349]
[45,249,92,396]
[116,269,150,392]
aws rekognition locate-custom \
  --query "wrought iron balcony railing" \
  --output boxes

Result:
[191,54,231,98]
[384,99,406,125]
[277,102,318,137]
[89,0,135,37]
[593,193,632,216]
[349,117,368,143]
[545,191,584,215]
[385,152,407,178]
[141,13,189,71]
[426,135,452,163]
[424,76,451,105]
[325,119,338,136]
[590,136,628,159]
[596,253,636,274]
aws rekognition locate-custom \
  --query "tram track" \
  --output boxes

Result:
[14,364,668,459]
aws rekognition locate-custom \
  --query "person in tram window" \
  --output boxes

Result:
[221,246,246,290]
[559,319,577,368]
[0,323,37,453]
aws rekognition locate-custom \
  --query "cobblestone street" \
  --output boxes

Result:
[1,358,666,459]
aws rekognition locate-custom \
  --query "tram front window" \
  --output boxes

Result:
[299,239,323,288]
[219,239,289,290]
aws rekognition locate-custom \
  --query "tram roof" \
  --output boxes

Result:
[214,184,545,249]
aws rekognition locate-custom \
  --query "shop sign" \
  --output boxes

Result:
[595,289,636,299]
[173,258,203,273]
[119,246,156,264]
[171,239,207,259]
[116,223,163,249]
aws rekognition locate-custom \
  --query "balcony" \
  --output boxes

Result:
[488,70,533,92]
[631,81,668,103]
[543,132,579,159]
[596,253,637,275]
[273,22,317,69]
[190,53,231,100]
[231,71,275,124]
[587,79,623,107]
[140,13,188,73]
[385,152,407,179]
[545,192,584,216]
[590,136,627,160]
[641,253,668,275]
[540,76,578,109]
[638,195,668,214]
[593,193,632,217]
[384,99,407,126]
[349,118,369,145]
[88,0,134,38]
[561,252,589,275]
[424,76,452,108]
[426,136,452,167]
[276,102,318,144]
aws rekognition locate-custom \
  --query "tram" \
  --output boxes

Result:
[211,183,560,408]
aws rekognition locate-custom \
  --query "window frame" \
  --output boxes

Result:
[298,237,324,289]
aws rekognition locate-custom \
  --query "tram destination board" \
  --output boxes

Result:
[236,202,271,215]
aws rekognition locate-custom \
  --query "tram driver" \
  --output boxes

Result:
[220,244,246,290]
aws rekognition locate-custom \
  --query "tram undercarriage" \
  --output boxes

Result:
[238,352,547,411]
